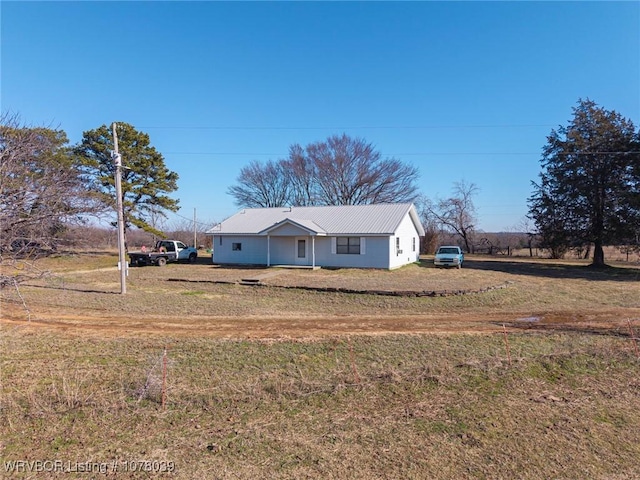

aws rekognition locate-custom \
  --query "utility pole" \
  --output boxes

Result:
[112,123,127,294]
[193,208,197,248]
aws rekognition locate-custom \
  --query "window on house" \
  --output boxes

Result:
[219,237,222,246]
[412,237,416,252]
[396,237,402,255]
[232,243,242,251]
[336,237,360,254]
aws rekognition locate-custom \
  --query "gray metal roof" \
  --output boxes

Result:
[207,203,425,236]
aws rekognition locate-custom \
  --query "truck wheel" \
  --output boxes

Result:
[156,257,167,267]
[188,253,197,264]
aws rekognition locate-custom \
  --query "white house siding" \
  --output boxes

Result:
[269,236,297,265]
[264,236,391,268]
[212,236,268,265]
[213,231,418,269]
[389,213,421,269]
[318,236,390,269]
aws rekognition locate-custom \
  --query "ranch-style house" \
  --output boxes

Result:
[206,203,425,270]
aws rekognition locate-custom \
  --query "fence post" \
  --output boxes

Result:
[162,347,168,409]
[502,324,512,366]
[347,337,361,384]
[627,319,639,359]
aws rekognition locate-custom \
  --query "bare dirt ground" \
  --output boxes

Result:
[2,255,638,339]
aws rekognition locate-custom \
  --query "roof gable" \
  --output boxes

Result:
[259,218,327,236]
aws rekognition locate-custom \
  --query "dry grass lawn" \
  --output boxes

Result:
[1,252,638,337]
[1,251,639,479]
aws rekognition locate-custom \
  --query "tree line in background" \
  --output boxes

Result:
[1,98,639,287]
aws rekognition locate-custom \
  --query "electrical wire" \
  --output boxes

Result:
[140,124,558,130]
[162,150,640,157]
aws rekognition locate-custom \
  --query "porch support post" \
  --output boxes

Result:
[312,236,316,268]
[267,235,271,267]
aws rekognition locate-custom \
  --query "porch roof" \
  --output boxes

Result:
[258,218,327,236]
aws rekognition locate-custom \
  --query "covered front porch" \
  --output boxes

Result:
[259,218,327,269]
[264,233,322,268]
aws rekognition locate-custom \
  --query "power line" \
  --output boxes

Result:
[165,151,539,156]
[162,150,639,157]
[141,124,557,131]
[170,210,217,228]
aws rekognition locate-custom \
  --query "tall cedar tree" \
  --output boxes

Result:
[76,123,179,239]
[528,99,640,266]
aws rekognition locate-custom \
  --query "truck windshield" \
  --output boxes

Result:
[438,248,459,254]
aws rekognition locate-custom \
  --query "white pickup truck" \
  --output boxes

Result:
[128,240,198,267]
[434,245,465,269]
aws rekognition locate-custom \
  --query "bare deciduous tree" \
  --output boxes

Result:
[282,144,317,206]
[1,113,96,287]
[306,134,419,206]
[428,180,479,253]
[228,134,420,208]
[415,195,441,254]
[165,216,216,249]
[516,216,538,257]
[227,159,291,208]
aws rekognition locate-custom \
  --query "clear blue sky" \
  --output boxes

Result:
[2,1,639,232]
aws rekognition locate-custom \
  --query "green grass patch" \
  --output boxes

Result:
[180,290,206,296]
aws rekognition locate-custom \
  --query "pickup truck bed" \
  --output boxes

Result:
[128,240,198,267]
[129,251,178,267]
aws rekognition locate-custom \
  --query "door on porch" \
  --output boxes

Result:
[295,237,308,265]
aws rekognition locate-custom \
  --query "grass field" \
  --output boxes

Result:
[1,252,639,478]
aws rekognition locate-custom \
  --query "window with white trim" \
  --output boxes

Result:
[336,237,360,254]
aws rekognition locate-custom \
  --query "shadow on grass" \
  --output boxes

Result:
[20,283,123,295]
[419,258,640,282]
[498,321,635,338]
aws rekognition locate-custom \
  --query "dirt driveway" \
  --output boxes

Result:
[1,257,639,339]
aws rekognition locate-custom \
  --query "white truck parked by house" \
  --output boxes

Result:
[434,245,464,268]
[128,240,198,267]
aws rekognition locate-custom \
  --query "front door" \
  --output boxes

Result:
[295,237,307,265]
